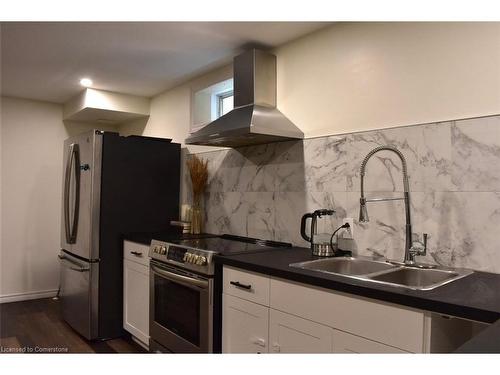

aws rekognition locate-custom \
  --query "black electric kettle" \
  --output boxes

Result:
[300,209,336,256]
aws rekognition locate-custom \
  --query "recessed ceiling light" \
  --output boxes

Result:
[80,78,93,87]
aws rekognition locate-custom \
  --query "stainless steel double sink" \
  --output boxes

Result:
[289,257,473,291]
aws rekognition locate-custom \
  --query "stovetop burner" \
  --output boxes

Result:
[172,234,291,255]
[149,234,291,275]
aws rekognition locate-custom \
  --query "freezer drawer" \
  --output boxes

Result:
[59,251,99,340]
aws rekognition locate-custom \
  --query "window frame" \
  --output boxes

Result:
[217,90,234,118]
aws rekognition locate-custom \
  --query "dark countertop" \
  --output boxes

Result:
[122,231,218,245]
[215,247,500,353]
[214,247,500,324]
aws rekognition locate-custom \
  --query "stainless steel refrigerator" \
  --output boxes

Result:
[59,130,180,340]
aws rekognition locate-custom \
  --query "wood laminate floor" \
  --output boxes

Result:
[0,298,146,353]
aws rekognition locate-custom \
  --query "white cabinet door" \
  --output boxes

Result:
[269,309,333,353]
[123,259,149,346]
[270,277,425,353]
[222,294,269,353]
[333,329,408,353]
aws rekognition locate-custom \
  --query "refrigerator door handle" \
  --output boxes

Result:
[64,143,81,244]
[63,144,73,243]
[70,144,81,243]
[59,253,90,272]
[69,265,90,272]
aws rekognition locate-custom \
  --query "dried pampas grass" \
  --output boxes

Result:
[187,155,208,204]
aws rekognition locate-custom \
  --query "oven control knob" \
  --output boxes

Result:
[153,246,159,253]
[198,256,207,265]
[193,255,201,264]
[160,246,167,255]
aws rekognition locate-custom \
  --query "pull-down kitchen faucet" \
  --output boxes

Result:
[359,145,427,265]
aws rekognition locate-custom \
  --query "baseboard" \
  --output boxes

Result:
[131,335,149,350]
[0,289,58,304]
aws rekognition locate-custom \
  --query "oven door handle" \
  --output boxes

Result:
[151,264,208,289]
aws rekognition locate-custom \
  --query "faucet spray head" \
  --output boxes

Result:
[359,197,369,222]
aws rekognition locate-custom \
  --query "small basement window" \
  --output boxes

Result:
[191,78,234,133]
[217,91,234,117]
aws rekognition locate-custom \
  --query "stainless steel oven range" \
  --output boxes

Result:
[148,234,291,353]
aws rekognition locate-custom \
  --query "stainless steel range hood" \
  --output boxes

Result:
[185,49,304,147]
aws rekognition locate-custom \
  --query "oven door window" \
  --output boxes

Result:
[154,273,201,346]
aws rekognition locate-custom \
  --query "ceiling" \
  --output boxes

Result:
[0,22,330,103]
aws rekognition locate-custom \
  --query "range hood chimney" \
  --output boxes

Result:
[185,49,304,147]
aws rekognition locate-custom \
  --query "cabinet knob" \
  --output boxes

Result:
[272,342,280,353]
[251,337,266,347]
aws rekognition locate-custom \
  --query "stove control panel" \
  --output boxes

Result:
[151,245,167,255]
[183,253,207,266]
[149,239,214,275]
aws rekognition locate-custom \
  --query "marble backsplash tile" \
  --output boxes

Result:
[204,191,276,240]
[451,116,500,191]
[187,114,500,273]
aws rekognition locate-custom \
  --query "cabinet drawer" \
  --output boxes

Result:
[223,266,270,306]
[333,330,408,353]
[123,240,149,267]
[270,277,425,353]
[222,294,269,353]
[269,309,333,353]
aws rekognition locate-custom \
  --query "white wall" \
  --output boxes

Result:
[121,64,231,152]
[0,96,116,302]
[120,64,232,204]
[276,22,500,137]
[123,22,500,143]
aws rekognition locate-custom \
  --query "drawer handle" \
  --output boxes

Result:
[230,281,252,290]
[130,251,143,257]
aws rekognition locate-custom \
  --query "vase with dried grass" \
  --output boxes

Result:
[186,154,208,234]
